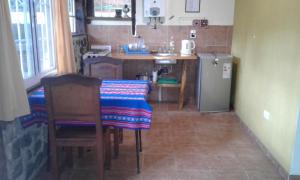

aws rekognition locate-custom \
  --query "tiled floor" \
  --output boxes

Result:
[34,102,283,180]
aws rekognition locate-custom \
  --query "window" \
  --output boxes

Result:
[9,0,55,88]
[94,0,131,18]
[68,0,76,33]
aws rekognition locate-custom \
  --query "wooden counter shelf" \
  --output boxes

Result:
[111,53,198,61]
[155,83,181,88]
[111,52,198,110]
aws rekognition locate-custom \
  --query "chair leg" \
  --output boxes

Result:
[104,128,111,170]
[47,133,51,171]
[96,140,104,180]
[65,147,73,168]
[78,147,84,158]
[113,128,119,158]
[50,146,59,180]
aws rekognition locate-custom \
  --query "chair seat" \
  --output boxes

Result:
[56,126,96,139]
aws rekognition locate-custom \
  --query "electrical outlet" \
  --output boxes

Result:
[263,110,271,120]
[192,19,201,27]
[200,19,208,27]
[190,29,196,39]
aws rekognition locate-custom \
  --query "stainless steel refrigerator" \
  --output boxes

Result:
[196,53,233,112]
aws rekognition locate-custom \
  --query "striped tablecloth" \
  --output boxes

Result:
[20,80,152,130]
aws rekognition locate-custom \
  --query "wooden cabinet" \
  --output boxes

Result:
[83,56,123,79]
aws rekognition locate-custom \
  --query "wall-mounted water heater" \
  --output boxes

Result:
[144,0,165,29]
[144,0,165,17]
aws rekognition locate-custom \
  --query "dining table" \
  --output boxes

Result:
[19,79,153,173]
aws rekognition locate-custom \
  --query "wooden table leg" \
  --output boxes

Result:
[179,61,188,110]
[135,130,140,173]
[113,128,119,158]
[138,130,142,152]
[119,128,123,144]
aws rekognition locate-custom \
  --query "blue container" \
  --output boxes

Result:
[123,45,150,55]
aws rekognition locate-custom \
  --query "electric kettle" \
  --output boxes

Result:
[180,40,195,56]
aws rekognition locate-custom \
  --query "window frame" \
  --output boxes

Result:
[68,0,76,34]
[9,0,57,89]
[92,0,132,20]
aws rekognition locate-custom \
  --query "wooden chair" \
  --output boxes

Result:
[41,74,108,180]
[83,56,124,157]
[83,56,123,80]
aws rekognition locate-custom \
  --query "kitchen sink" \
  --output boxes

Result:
[153,53,177,64]
[154,53,177,57]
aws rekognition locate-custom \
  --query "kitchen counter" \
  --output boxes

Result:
[111,52,198,110]
[111,52,198,61]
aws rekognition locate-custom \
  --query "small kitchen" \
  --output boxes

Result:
[75,0,234,110]
[2,0,296,179]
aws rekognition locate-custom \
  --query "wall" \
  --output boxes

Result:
[0,126,8,180]
[162,0,235,25]
[232,0,300,173]
[93,0,235,26]
[0,120,48,180]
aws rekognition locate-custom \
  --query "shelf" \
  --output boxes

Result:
[86,16,132,21]
[155,83,181,88]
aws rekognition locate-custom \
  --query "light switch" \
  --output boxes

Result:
[190,29,196,39]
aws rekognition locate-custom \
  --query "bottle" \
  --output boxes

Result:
[169,36,175,53]
[137,36,145,50]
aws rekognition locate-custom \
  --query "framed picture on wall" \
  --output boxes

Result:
[185,0,201,13]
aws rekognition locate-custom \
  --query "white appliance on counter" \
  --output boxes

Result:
[180,40,195,56]
[82,45,111,60]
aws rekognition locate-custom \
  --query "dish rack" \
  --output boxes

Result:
[123,45,150,55]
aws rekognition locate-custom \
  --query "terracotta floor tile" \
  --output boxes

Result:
[143,153,176,172]
[211,170,249,180]
[176,170,214,180]
[105,170,142,180]
[210,156,244,171]
[247,170,283,180]
[144,144,175,155]
[175,155,215,170]
[173,144,211,157]
[69,169,98,180]
[33,102,284,180]
[141,171,178,180]
[110,153,142,171]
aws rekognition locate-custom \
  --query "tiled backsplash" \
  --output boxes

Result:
[87,25,233,53]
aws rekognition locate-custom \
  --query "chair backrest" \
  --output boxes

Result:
[83,56,123,80]
[41,74,101,127]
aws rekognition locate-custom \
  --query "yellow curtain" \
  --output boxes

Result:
[53,0,76,74]
[0,0,30,121]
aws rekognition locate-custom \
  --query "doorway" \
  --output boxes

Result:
[290,105,300,179]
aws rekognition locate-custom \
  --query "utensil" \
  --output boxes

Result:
[152,71,158,83]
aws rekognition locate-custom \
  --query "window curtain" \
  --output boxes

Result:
[0,0,30,121]
[53,0,76,74]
